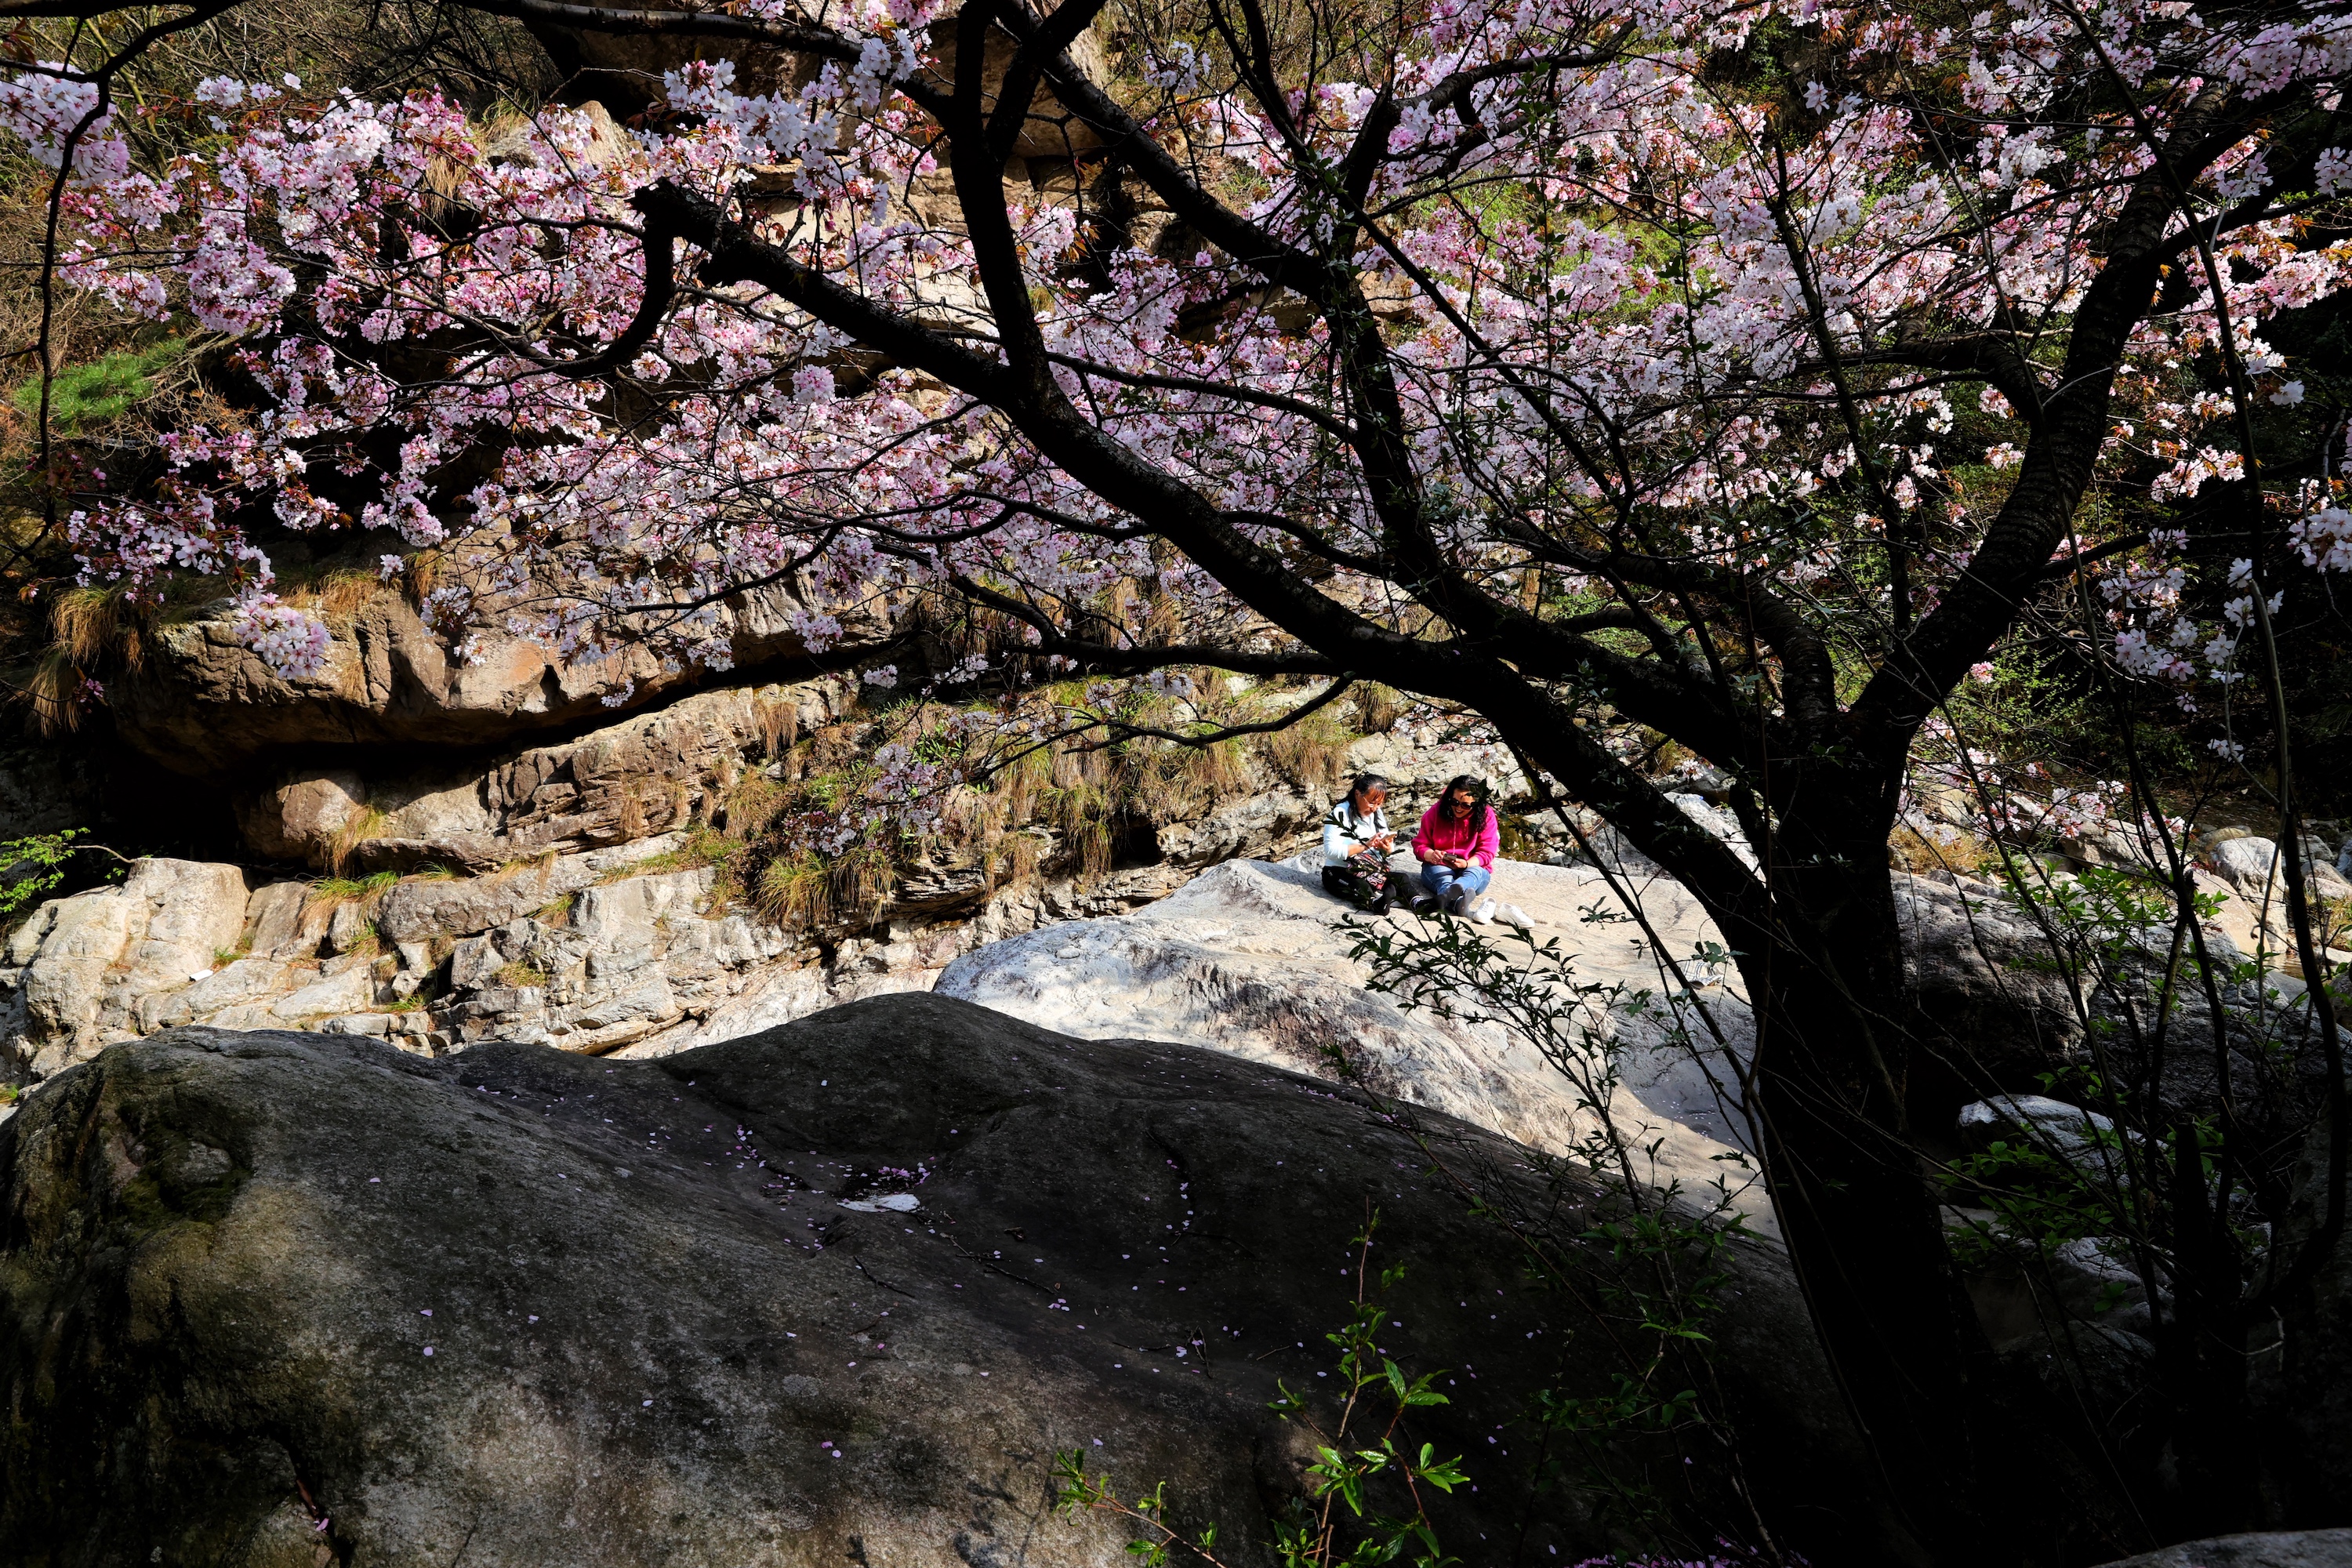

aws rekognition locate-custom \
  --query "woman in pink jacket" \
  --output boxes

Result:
[1411,775,1499,916]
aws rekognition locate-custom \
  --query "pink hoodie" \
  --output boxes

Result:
[1413,801,1499,870]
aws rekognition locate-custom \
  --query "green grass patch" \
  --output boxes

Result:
[608,824,735,881]
[12,339,188,434]
[310,869,399,902]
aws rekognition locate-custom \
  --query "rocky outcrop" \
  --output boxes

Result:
[927,853,2172,1202]
[0,995,1889,1563]
[234,675,863,871]
[0,858,251,1077]
[2277,1123,2352,1530]
[0,833,2139,1195]
[107,576,895,780]
[2209,833,2352,903]
[0,711,1537,1086]
[1895,874,2088,1120]
[2187,829,2352,980]
[0,840,1291,1083]
[0,839,710,1077]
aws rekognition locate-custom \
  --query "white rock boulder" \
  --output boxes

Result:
[935,855,1766,1216]
[2211,833,2352,904]
[0,858,251,1076]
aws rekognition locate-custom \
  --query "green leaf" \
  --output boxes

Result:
[1415,1454,1468,1491]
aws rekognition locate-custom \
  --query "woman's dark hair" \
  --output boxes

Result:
[1346,773,1391,810]
[1439,775,1490,836]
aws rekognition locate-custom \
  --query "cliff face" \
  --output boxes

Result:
[89,578,894,783]
[0,580,1537,1087]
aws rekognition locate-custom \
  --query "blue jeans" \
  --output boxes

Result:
[1417,864,1490,906]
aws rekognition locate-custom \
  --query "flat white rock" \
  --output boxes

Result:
[937,856,1766,1223]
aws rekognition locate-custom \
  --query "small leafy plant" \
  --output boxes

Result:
[0,830,103,929]
[1341,909,1780,1552]
[1052,1216,1467,1568]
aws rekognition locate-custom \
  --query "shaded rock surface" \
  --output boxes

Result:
[934,856,2164,1214]
[0,739,102,841]
[2092,1531,2352,1568]
[0,993,1884,1566]
[1896,874,2085,1110]
[2278,1126,2352,1530]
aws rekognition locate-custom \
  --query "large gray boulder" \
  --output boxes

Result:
[931,858,2136,1218]
[0,994,1885,1566]
[1893,875,2086,1112]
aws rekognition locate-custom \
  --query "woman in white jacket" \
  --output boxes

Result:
[1319,774,1396,912]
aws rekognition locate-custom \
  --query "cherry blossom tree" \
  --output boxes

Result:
[5,0,2352,1552]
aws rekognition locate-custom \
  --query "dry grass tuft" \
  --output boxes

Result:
[325,804,392,877]
[306,869,398,907]
[996,829,1046,886]
[401,550,441,609]
[755,852,832,927]
[755,697,800,761]
[25,649,83,736]
[1351,682,1403,735]
[833,844,898,917]
[491,848,561,884]
[319,572,379,621]
[51,584,145,671]
[752,844,897,928]
[1888,823,1996,877]
[1045,780,1117,880]
[988,746,1054,824]
[722,771,786,840]
[1260,700,1355,792]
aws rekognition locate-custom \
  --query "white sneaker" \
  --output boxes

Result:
[1500,903,1534,930]
[1469,898,1497,924]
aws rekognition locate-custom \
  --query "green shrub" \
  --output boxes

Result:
[0,830,97,928]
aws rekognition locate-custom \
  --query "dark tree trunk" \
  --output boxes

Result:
[2160,1122,2263,1536]
[1733,792,2000,1564]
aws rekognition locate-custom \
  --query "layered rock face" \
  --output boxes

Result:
[0,676,1522,1086]
[107,576,891,782]
[234,676,862,872]
[0,994,1884,1565]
